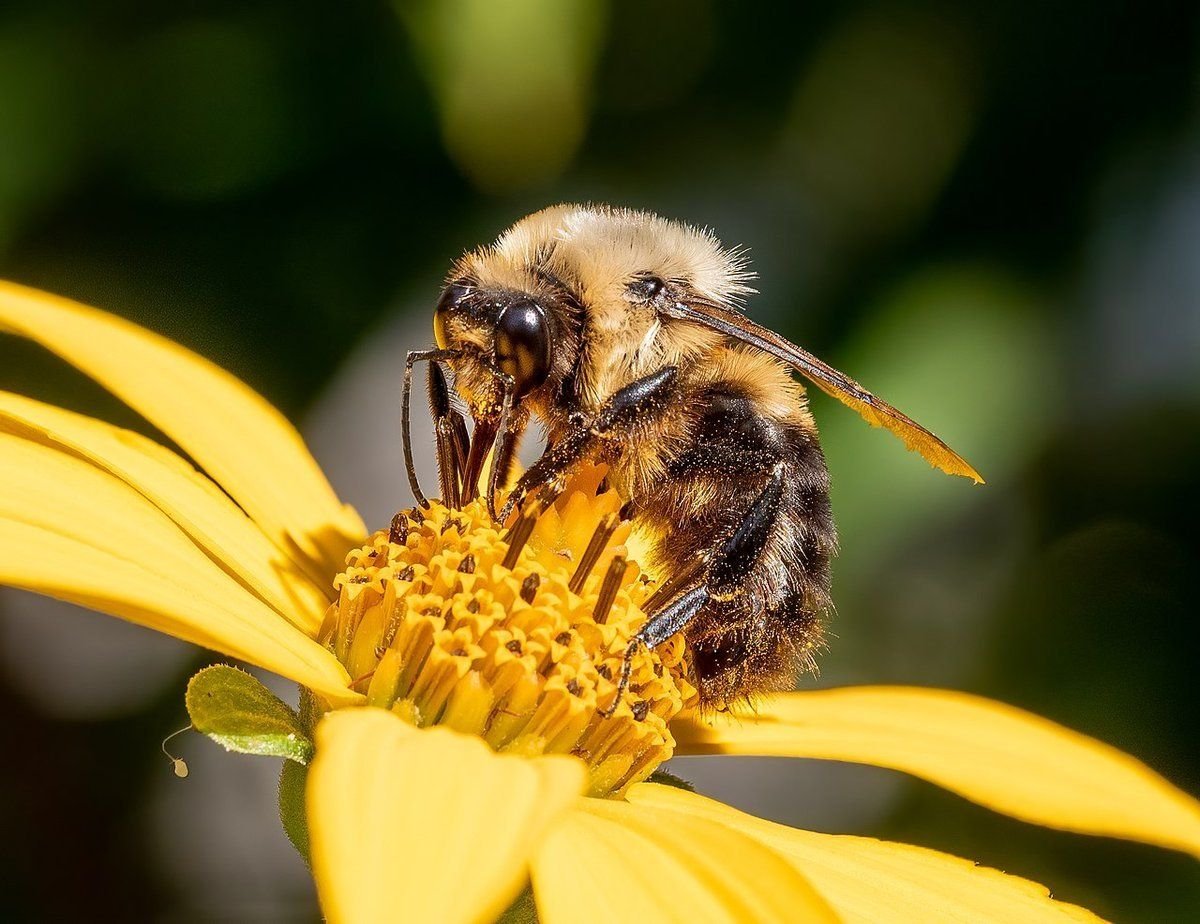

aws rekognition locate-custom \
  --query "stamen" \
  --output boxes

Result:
[593,554,627,625]
[570,512,620,593]
[502,494,549,569]
[321,477,696,796]
[388,512,409,545]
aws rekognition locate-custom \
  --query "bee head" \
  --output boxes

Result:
[434,204,755,419]
[432,279,563,419]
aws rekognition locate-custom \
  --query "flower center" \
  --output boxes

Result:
[315,467,696,796]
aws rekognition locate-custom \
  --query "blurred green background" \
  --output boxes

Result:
[2,0,1199,920]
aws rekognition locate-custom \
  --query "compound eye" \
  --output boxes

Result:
[495,300,551,397]
[628,275,665,301]
[433,282,469,349]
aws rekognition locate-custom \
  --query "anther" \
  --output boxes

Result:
[458,554,476,574]
[388,511,409,545]
[592,554,627,625]
[570,512,620,593]
[566,678,583,696]
[397,565,415,582]
[555,631,573,646]
[520,572,540,603]
[505,639,523,654]
[502,494,549,570]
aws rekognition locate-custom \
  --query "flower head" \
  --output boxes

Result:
[320,478,694,796]
[4,279,1200,924]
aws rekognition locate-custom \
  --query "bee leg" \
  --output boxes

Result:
[499,366,681,524]
[402,348,457,508]
[704,463,785,601]
[605,584,710,717]
[486,409,525,516]
[426,361,470,508]
[484,372,517,521]
[498,427,590,524]
[604,465,784,716]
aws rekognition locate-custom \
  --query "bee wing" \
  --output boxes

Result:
[660,299,984,483]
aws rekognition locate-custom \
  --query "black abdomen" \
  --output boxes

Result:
[629,385,835,705]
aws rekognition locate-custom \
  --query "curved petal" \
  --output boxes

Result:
[672,686,1200,859]
[532,795,839,923]
[308,708,584,924]
[629,784,1101,924]
[0,279,365,574]
[0,433,357,705]
[0,391,331,632]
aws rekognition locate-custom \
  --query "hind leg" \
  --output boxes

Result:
[606,466,786,713]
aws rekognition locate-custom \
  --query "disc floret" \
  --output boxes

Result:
[315,469,695,795]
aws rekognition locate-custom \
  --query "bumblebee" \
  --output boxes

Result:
[404,204,980,708]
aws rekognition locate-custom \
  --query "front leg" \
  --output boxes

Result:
[498,366,680,524]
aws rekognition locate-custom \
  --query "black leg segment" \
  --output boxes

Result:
[403,348,458,508]
[708,463,783,598]
[427,360,470,508]
[498,366,680,523]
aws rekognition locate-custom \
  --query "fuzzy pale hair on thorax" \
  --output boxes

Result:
[454,204,756,310]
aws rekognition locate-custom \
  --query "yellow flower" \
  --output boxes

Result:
[3,278,1200,923]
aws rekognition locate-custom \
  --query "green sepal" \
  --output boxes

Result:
[185,664,314,764]
[646,768,695,792]
[278,759,311,864]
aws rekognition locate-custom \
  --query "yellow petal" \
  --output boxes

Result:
[629,784,1102,924]
[309,707,584,924]
[0,280,365,574]
[0,433,357,705]
[0,391,330,633]
[673,686,1200,858]
[531,795,839,923]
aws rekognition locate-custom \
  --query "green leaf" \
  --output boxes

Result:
[278,759,310,863]
[185,664,314,764]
